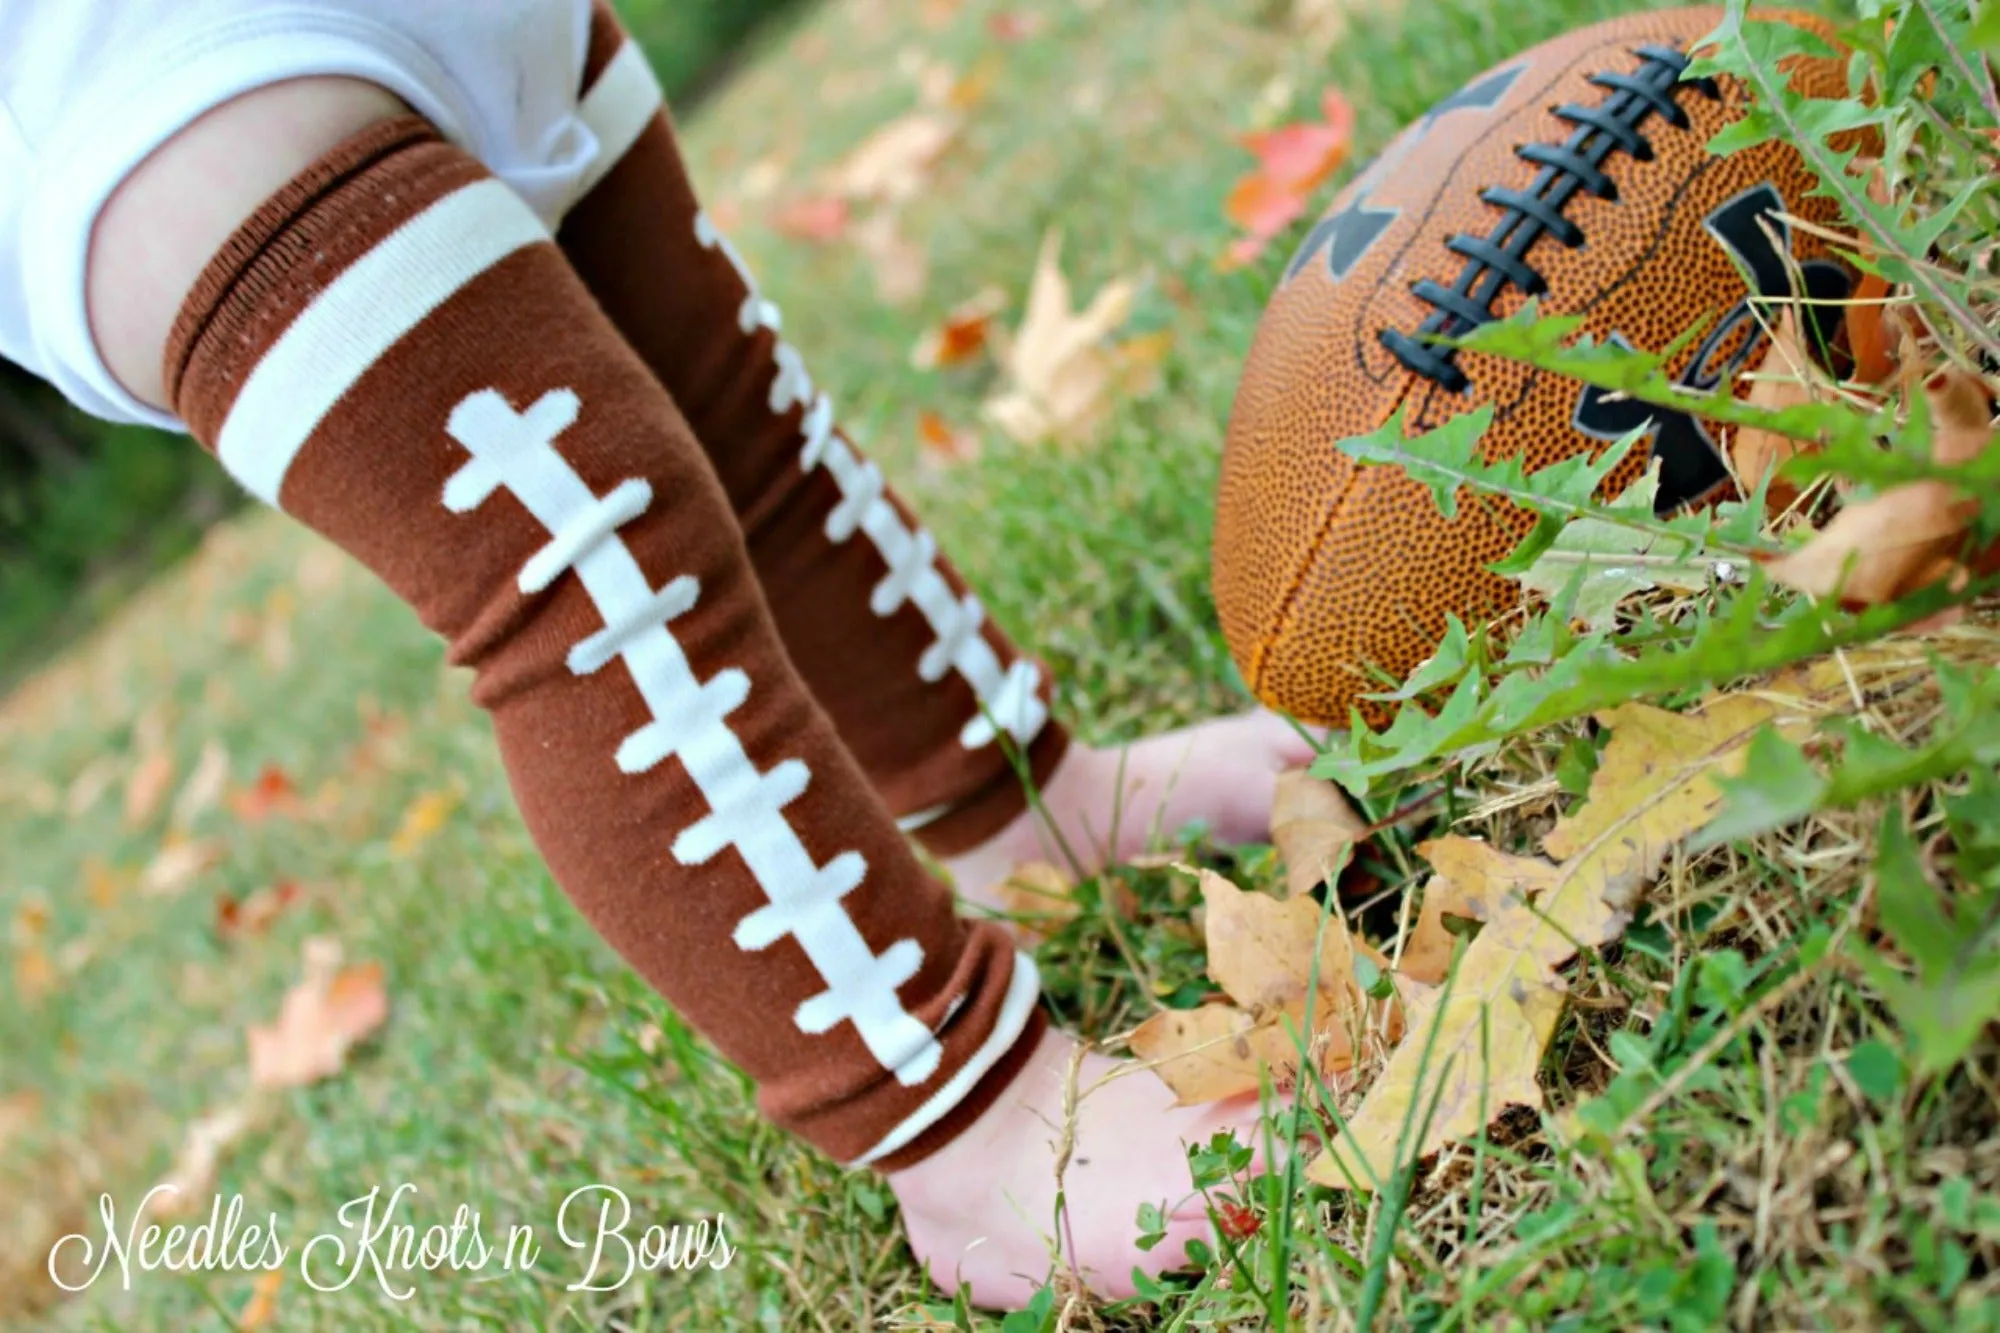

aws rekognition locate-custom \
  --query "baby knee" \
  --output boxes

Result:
[86,77,410,410]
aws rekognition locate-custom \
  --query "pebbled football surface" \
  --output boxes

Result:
[1211,6,1853,728]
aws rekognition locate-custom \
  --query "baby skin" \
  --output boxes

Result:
[88,77,1309,1310]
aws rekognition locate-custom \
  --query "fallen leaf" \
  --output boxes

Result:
[1762,366,1994,607]
[739,152,789,201]
[1290,0,1351,52]
[1222,89,1355,268]
[140,836,225,897]
[1132,870,1371,1103]
[994,861,1080,943]
[83,857,129,911]
[771,194,851,243]
[170,740,231,828]
[246,937,390,1090]
[240,1269,285,1330]
[389,788,459,857]
[260,588,296,672]
[1519,464,1727,627]
[65,757,119,818]
[11,891,55,1005]
[852,208,929,305]
[826,111,960,204]
[988,10,1045,40]
[1313,696,1789,1187]
[1129,1003,1304,1103]
[124,750,177,829]
[916,411,982,467]
[230,764,304,823]
[217,882,306,941]
[1731,310,1833,512]
[149,1103,254,1220]
[1269,768,1365,898]
[0,1090,39,1154]
[1397,836,1545,986]
[1842,271,1898,386]
[983,230,1153,447]
[942,51,1004,109]
[910,285,1008,369]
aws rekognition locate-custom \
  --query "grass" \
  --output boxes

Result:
[3,0,1997,1328]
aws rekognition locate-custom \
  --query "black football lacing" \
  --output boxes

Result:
[1382,44,1723,392]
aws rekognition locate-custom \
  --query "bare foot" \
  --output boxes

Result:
[944,708,1318,914]
[890,1028,1265,1307]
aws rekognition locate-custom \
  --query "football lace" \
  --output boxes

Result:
[1382,44,1723,392]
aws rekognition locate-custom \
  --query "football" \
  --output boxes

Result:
[1211,7,1854,727]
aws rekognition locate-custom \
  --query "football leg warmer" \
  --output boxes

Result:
[552,3,1068,858]
[164,117,1043,1169]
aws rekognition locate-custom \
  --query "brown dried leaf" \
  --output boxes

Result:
[1396,836,1547,986]
[1315,696,1786,1187]
[124,750,176,829]
[140,836,224,898]
[994,861,1079,944]
[1269,768,1365,899]
[149,1103,254,1220]
[1128,1004,1301,1104]
[1731,309,1822,511]
[170,740,231,829]
[217,881,306,941]
[826,111,960,204]
[852,208,928,305]
[983,230,1147,447]
[65,756,119,818]
[1763,365,1994,606]
[1135,870,1374,1104]
[771,194,850,243]
[246,937,389,1090]
[0,1089,39,1154]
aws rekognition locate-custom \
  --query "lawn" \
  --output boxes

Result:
[3,0,1996,1329]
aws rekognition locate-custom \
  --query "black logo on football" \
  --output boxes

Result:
[1284,63,1524,284]
[1573,183,1851,512]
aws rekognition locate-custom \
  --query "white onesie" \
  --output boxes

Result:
[0,0,611,429]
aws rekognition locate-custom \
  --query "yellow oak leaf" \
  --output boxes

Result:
[1315,697,1792,1188]
[1397,836,1554,987]
[1542,694,1792,865]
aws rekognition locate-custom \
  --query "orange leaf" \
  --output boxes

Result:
[246,937,390,1089]
[911,285,1008,370]
[216,881,306,941]
[240,1270,285,1331]
[988,10,1044,41]
[389,788,459,857]
[917,411,981,466]
[771,194,850,243]
[1222,89,1355,268]
[1844,271,1898,385]
[231,764,303,823]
